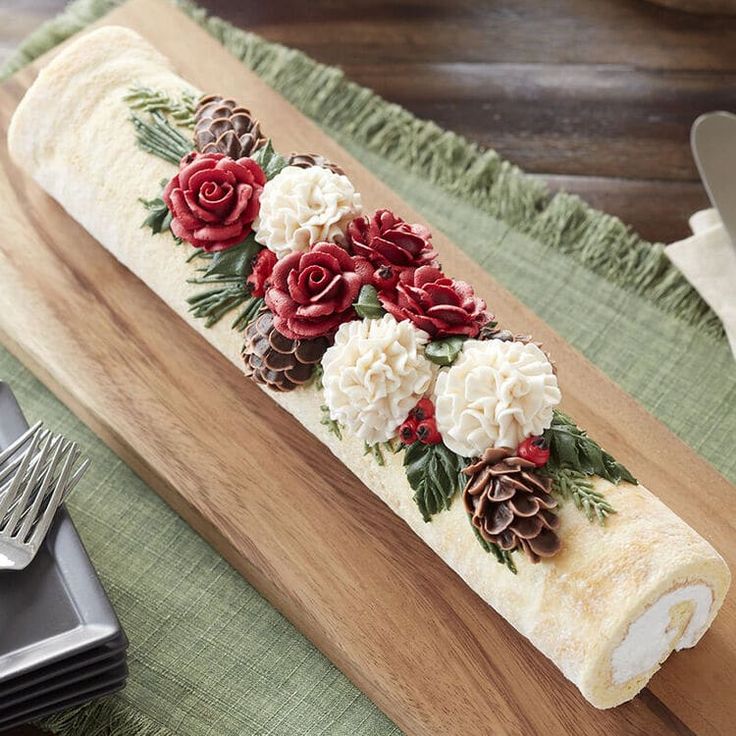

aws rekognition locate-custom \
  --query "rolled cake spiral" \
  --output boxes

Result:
[8,26,730,709]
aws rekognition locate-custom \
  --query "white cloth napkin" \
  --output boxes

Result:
[666,208,736,358]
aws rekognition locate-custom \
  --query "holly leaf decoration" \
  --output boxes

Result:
[140,179,174,236]
[140,196,172,235]
[425,336,466,366]
[353,284,385,320]
[201,234,262,279]
[543,411,637,485]
[251,139,288,180]
[403,442,467,522]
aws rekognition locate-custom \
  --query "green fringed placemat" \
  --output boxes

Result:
[1,1,734,735]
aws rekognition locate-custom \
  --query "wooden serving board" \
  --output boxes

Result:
[0,2,734,733]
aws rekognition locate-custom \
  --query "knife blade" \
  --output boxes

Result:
[691,111,736,256]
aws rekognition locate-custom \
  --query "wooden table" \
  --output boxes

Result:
[4,0,736,244]
[1,2,735,735]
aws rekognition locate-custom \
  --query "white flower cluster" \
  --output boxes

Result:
[433,339,560,457]
[254,165,362,258]
[321,315,433,445]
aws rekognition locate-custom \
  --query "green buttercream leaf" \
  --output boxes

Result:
[543,410,637,486]
[140,196,171,235]
[250,139,288,180]
[403,442,466,522]
[353,284,386,320]
[425,336,466,366]
[470,520,517,574]
[202,234,261,279]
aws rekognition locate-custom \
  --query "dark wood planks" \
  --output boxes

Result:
[3,0,736,243]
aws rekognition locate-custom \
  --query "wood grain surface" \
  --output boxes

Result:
[0,1,734,735]
[4,0,736,244]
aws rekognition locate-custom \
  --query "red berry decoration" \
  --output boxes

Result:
[399,418,418,445]
[411,398,435,422]
[416,418,442,445]
[373,265,400,290]
[517,436,550,467]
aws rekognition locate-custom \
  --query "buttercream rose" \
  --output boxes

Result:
[247,248,277,297]
[347,209,439,276]
[264,241,364,340]
[321,314,434,444]
[433,339,561,457]
[378,265,489,339]
[254,165,362,258]
[163,152,265,252]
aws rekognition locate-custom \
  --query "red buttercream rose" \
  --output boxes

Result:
[264,242,364,339]
[347,209,439,277]
[163,152,265,252]
[247,249,277,297]
[379,265,490,338]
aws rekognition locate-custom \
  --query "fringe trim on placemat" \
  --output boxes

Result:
[37,696,177,736]
[0,0,723,340]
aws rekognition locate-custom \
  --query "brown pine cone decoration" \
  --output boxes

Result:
[463,447,561,563]
[287,152,345,176]
[478,323,530,344]
[242,309,329,392]
[477,324,556,374]
[194,94,267,158]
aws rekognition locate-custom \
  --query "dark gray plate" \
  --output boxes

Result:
[0,663,128,730]
[0,383,125,683]
[0,634,126,699]
[0,650,126,709]
[0,679,127,733]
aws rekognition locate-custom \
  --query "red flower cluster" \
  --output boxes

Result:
[164,152,265,252]
[256,208,492,341]
[379,265,489,339]
[264,242,363,340]
[247,249,277,297]
[399,399,441,445]
[347,209,438,280]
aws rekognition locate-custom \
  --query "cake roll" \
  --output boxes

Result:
[8,26,730,709]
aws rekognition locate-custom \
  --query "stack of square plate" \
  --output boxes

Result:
[0,383,127,731]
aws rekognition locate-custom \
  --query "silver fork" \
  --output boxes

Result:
[0,426,90,570]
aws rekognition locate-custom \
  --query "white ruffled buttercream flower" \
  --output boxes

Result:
[433,339,561,457]
[322,314,434,445]
[254,165,362,258]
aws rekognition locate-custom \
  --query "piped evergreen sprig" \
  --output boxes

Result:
[124,86,198,128]
[186,235,264,330]
[131,110,193,165]
[548,467,616,525]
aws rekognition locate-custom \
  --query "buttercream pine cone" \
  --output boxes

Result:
[194,94,267,158]
[242,309,329,392]
[478,323,557,375]
[287,152,345,176]
[463,447,561,563]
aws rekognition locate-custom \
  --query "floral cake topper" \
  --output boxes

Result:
[127,87,636,573]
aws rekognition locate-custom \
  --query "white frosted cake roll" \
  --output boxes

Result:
[8,26,730,709]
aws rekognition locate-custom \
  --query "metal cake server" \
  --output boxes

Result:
[0,424,90,570]
[691,111,736,255]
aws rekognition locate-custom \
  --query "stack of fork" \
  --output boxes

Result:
[0,421,89,571]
